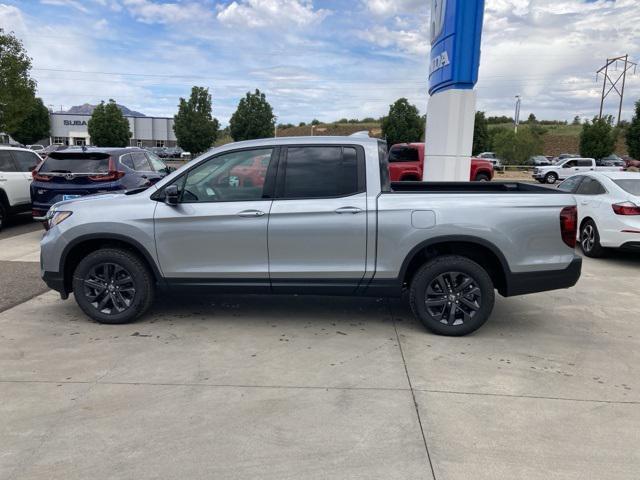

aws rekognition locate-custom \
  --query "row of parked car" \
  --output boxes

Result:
[476,152,636,169]
[0,145,174,230]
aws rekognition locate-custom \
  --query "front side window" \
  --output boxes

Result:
[11,151,40,172]
[179,148,273,203]
[281,146,361,199]
[564,160,578,168]
[146,152,167,172]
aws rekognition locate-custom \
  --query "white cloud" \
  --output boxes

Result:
[217,0,329,28]
[122,0,214,24]
[363,0,425,16]
[40,0,89,13]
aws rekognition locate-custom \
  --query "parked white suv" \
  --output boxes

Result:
[0,146,41,230]
[533,157,623,184]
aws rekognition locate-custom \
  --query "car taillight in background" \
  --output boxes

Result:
[612,202,640,215]
[88,157,125,182]
[560,206,578,248]
[32,169,52,182]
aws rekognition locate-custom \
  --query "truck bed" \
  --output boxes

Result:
[390,181,564,194]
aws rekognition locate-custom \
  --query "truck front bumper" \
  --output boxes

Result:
[502,256,582,297]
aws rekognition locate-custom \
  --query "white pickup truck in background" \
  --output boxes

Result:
[533,157,623,184]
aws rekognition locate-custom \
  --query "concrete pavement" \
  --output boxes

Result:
[0,224,639,479]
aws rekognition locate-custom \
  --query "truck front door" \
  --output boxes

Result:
[268,145,368,293]
[153,147,276,288]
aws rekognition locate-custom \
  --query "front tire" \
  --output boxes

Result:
[72,248,155,324]
[409,255,495,336]
[475,173,491,182]
[580,220,605,258]
[544,172,558,184]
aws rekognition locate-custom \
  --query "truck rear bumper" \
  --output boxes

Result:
[502,256,582,297]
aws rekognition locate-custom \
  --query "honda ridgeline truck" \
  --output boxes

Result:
[40,136,582,336]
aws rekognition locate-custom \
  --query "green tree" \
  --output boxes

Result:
[311,119,320,125]
[0,29,42,139]
[381,98,424,146]
[493,126,544,164]
[173,86,219,155]
[527,113,537,123]
[579,116,617,159]
[10,97,50,145]
[472,111,489,155]
[626,100,640,159]
[572,115,581,126]
[229,89,275,141]
[87,100,132,147]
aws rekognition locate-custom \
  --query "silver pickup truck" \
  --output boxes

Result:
[40,136,582,335]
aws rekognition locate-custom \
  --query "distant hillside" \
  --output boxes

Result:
[65,103,146,117]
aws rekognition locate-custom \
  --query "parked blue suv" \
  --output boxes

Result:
[31,147,172,219]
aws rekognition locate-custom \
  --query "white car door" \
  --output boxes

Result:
[0,150,30,206]
[10,150,40,204]
[574,176,606,228]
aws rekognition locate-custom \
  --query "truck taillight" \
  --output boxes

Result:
[560,206,577,248]
[88,157,125,182]
[612,202,640,215]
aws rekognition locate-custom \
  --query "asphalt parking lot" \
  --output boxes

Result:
[1,221,639,480]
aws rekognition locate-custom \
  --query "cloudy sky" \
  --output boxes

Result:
[1,0,639,124]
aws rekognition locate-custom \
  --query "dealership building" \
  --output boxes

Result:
[46,112,178,148]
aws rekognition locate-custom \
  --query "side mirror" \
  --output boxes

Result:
[164,184,179,206]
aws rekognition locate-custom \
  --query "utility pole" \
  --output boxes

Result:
[514,95,521,133]
[597,55,637,125]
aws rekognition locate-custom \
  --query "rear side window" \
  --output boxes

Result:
[388,146,419,162]
[40,153,110,173]
[576,177,606,195]
[577,159,593,167]
[131,152,152,171]
[0,151,17,172]
[280,146,363,199]
[120,154,134,169]
[12,151,40,172]
[614,179,640,195]
[558,175,583,192]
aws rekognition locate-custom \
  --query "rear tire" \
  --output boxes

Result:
[409,255,495,336]
[580,219,605,258]
[544,172,558,184]
[0,202,5,232]
[72,248,155,324]
[475,173,491,182]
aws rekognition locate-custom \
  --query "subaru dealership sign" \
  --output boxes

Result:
[428,0,485,95]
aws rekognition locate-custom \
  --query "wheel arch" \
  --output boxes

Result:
[399,236,510,295]
[60,233,163,294]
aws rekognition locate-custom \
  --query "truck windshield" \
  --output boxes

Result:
[41,153,110,173]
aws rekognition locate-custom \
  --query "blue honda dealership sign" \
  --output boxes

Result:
[428,0,485,95]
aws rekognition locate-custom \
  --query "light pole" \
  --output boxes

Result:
[273,115,277,138]
[514,95,521,133]
[311,125,315,136]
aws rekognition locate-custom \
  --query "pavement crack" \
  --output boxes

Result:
[387,299,437,480]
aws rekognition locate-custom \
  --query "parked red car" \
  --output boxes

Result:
[388,143,494,182]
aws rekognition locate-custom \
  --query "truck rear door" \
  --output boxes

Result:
[268,145,367,292]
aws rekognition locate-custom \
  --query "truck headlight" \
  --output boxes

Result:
[48,210,73,228]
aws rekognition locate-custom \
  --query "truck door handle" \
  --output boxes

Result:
[335,206,363,214]
[237,209,265,217]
